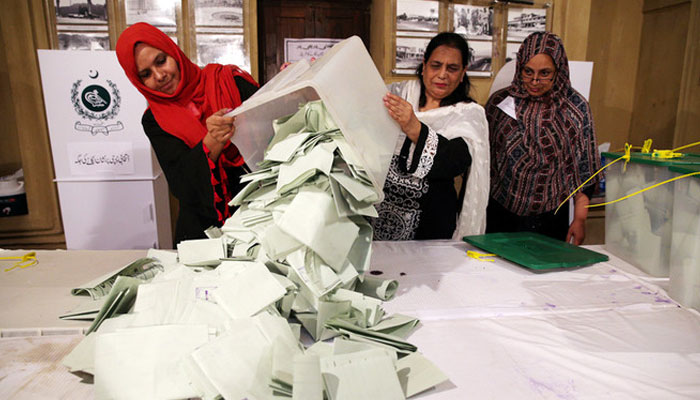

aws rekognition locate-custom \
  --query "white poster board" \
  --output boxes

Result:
[284,38,341,63]
[38,50,171,249]
[38,50,160,180]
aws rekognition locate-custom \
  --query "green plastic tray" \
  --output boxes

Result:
[463,232,609,270]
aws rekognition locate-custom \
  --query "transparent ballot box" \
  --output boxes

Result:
[602,152,700,277]
[227,36,401,203]
[668,164,700,310]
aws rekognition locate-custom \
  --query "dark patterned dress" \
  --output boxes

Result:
[142,76,257,244]
[371,80,490,241]
[485,32,600,240]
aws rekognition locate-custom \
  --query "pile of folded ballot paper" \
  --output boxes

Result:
[63,100,448,400]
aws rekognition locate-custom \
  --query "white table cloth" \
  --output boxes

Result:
[1,241,698,399]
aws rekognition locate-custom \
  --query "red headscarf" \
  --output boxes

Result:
[115,22,258,152]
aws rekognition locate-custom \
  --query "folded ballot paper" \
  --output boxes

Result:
[60,255,172,323]
[63,37,448,400]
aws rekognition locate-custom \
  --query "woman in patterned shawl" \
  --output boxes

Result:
[485,32,600,244]
[372,32,490,241]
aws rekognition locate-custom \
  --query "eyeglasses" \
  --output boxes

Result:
[521,69,556,83]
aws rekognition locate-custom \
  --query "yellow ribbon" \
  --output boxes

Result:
[556,140,700,214]
[1,251,38,272]
[652,149,683,159]
[467,250,497,262]
[672,140,700,153]
[615,140,700,154]
[613,142,643,153]
[587,171,700,208]
[554,144,631,215]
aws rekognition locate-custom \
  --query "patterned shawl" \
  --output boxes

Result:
[389,80,490,238]
[486,32,600,216]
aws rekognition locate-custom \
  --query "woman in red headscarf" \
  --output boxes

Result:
[116,22,259,245]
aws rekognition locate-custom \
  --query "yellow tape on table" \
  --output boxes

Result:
[1,251,38,272]
[467,250,497,262]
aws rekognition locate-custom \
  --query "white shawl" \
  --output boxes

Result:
[388,80,490,239]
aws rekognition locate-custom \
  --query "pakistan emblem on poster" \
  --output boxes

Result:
[71,69,124,136]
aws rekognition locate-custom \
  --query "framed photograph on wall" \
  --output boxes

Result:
[125,0,177,26]
[54,0,107,24]
[453,4,493,40]
[394,36,431,74]
[396,0,439,32]
[284,38,341,63]
[57,32,110,50]
[196,34,248,71]
[507,7,547,42]
[506,42,520,64]
[194,0,243,27]
[467,40,492,76]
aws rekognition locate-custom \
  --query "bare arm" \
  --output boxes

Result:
[566,192,589,245]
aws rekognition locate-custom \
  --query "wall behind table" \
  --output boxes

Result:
[3,0,696,248]
[0,31,22,177]
[586,0,644,152]
[0,1,65,249]
[371,0,596,106]
[629,0,693,150]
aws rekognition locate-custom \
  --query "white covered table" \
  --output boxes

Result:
[0,241,698,399]
[373,241,700,399]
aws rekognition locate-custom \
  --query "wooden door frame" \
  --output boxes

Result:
[256,0,371,84]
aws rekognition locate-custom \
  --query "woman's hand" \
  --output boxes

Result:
[279,57,315,72]
[566,193,589,245]
[383,93,422,143]
[203,108,235,161]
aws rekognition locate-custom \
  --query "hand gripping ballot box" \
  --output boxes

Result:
[602,151,700,277]
[227,36,401,201]
[668,164,700,310]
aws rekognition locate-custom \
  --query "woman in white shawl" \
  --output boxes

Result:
[372,32,489,240]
